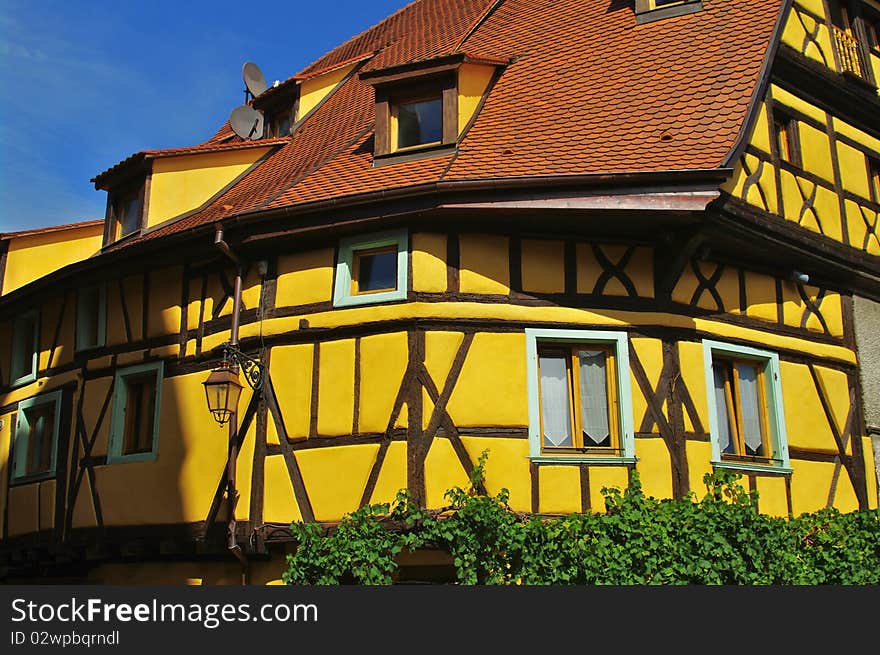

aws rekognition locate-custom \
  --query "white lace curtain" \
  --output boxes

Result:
[540,349,610,448]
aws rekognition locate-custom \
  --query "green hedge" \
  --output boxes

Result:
[282,453,880,585]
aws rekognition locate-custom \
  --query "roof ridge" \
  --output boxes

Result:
[453,0,506,53]
[296,0,425,76]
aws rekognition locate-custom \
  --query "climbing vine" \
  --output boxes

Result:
[282,452,880,585]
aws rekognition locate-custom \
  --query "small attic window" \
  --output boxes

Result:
[371,74,457,162]
[634,0,703,24]
[109,183,145,241]
[395,96,443,149]
[268,107,293,138]
[360,53,505,166]
[253,80,298,138]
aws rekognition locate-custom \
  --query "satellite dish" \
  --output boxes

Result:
[230,105,264,140]
[243,62,268,98]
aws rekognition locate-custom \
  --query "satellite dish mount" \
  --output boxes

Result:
[243,61,268,101]
[229,105,264,141]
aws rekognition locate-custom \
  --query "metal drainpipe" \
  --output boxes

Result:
[213,224,249,585]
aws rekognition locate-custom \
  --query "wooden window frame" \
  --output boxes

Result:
[867,155,880,203]
[105,179,147,246]
[350,245,400,296]
[372,72,458,161]
[253,82,299,136]
[108,361,164,464]
[268,106,294,138]
[863,3,880,52]
[536,344,621,456]
[75,284,107,352]
[12,390,62,483]
[10,309,39,387]
[712,358,773,463]
[391,93,444,152]
[333,230,408,308]
[525,328,635,463]
[634,0,703,24]
[702,340,791,474]
[772,110,802,168]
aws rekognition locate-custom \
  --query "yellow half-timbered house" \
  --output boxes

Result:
[1,0,878,584]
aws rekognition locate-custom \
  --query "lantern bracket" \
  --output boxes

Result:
[224,343,265,391]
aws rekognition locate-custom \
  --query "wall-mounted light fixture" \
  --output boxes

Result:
[203,345,263,426]
[202,224,267,585]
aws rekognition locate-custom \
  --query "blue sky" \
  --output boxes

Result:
[0,0,409,232]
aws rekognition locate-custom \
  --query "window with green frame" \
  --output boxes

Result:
[12,390,62,482]
[108,361,164,464]
[702,340,791,472]
[10,310,39,386]
[76,284,107,351]
[525,328,635,463]
[332,230,408,308]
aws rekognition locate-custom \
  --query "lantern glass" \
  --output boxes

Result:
[203,363,243,425]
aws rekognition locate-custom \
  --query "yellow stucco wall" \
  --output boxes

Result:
[412,233,447,293]
[457,64,495,134]
[147,266,183,338]
[316,339,356,437]
[276,248,335,307]
[589,467,629,513]
[780,361,842,453]
[296,444,379,521]
[446,332,528,427]
[147,148,271,228]
[459,234,509,294]
[521,239,564,293]
[756,476,789,517]
[424,438,471,508]
[781,3,835,72]
[2,224,103,295]
[461,436,530,512]
[368,441,408,506]
[635,438,673,500]
[297,64,356,121]
[359,332,408,433]
[537,465,581,514]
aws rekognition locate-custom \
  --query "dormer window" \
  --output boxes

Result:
[267,107,293,137]
[273,112,292,137]
[253,79,298,138]
[395,96,443,149]
[370,73,457,162]
[110,183,144,241]
[634,0,703,24]
[361,53,505,166]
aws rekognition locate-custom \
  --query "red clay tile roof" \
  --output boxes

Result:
[102,0,783,251]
